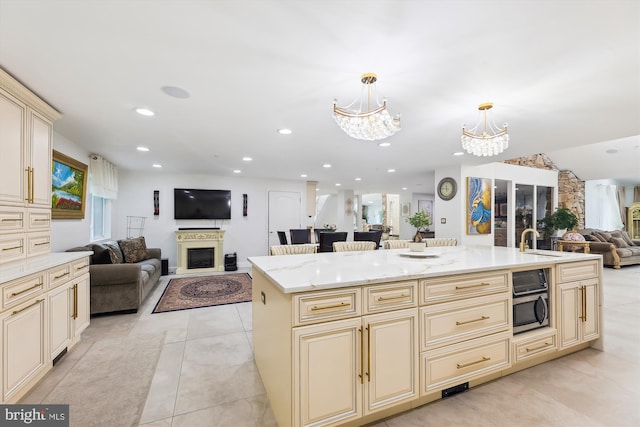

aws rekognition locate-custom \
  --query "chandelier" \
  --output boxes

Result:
[461,102,509,156]
[333,73,401,141]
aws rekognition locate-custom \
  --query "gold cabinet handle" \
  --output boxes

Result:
[10,282,43,297]
[310,302,349,311]
[30,167,35,203]
[525,342,552,352]
[366,326,371,382]
[456,315,490,326]
[455,282,490,290]
[456,356,490,369]
[12,298,44,316]
[76,264,88,270]
[25,167,31,202]
[35,241,50,246]
[2,245,23,251]
[580,285,587,322]
[376,294,408,302]
[54,272,70,280]
[34,218,50,222]
[1,218,23,222]
[358,327,363,384]
[73,284,78,319]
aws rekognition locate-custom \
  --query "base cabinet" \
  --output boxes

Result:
[558,278,599,348]
[293,309,418,427]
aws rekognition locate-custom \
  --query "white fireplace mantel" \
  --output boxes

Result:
[176,229,225,274]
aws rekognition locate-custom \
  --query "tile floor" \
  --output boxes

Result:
[22,265,640,427]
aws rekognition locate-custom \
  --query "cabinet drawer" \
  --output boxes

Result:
[48,264,72,290]
[27,209,51,231]
[556,261,598,283]
[364,280,417,314]
[71,258,90,278]
[26,232,50,257]
[2,273,46,310]
[293,288,361,326]
[513,328,557,363]
[420,293,511,351]
[420,271,509,305]
[0,234,26,264]
[0,207,25,234]
[421,332,511,393]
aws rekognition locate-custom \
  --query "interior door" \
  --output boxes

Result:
[268,191,302,249]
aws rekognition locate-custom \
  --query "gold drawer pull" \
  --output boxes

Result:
[76,265,88,270]
[34,218,50,222]
[72,284,78,319]
[457,356,490,369]
[10,283,43,297]
[35,241,50,246]
[310,302,349,311]
[376,294,408,302]
[12,298,44,316]
[455,282,491,290]
[525,342,552,352]
[54,272,70,280]
[2,245,23,251]
[1,218,22,222]
[456,315,490,326]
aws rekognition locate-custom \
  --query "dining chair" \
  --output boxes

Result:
[425,238,458,247]
[384,240,410,249]
[333,241,376,252]
[290,229,311,244]
[277,231,288,245]
[318,232,348,252]
[269,244,317,255]
[313,228,332,244]
[354,230,383,249]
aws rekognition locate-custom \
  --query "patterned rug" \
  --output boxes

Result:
[152,273,252,313]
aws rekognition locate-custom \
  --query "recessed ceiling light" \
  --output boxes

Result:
[242,157,252,161]
[135,108,155,116]
[161,86,190,99]
[605,148,618,154]
[335,183,341,186]
[152,164,162,168]
[300,174,308,178]
[387,169,396,173]
[316,188,319,191]
[402,187,407,190]
[378,142,391,147]
[453,151,464,156]
[323,164,332,168]
[137,146,149,152]
[233,169,241,174]
[278,128,292,135]
[355,177,362,181]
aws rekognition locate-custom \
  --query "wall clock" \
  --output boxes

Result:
[437,177,457,201]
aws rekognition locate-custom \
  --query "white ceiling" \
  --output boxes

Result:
[1,0,638,194]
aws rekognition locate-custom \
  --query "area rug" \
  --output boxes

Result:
[152,273,252,313]
[45,333,165,427]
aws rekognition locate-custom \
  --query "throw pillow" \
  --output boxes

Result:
[102,241,124,264]
[583,234,598,242]
[620,230,635,246]
[118,236,149,263]
[91,243,113,264]
[610,237,629,248]
[594,231,612,242]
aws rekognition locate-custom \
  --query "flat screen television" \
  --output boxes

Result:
[174,188,231,220]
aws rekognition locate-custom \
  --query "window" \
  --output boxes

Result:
[90,194,111,241]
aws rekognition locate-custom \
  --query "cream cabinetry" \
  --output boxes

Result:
[0,68,61,265]
[628,202,640,239]
[0,253,90,403]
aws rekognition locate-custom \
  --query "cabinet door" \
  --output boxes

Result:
[27,110,52,208]
[581,279,599,342]
[0,88,26,206]
[72,274,90,337]
[49,283,72,359]
[2,297,46,402]
[293,318,362,427]
[558,283,580,349]
[364,308,418,415]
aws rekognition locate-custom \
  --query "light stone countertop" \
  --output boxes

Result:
[0,251,93,284]
[248,245,601,293]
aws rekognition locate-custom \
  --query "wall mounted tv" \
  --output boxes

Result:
[174,188,231,220]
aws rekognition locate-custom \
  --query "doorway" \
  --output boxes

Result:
[268,191,302,250]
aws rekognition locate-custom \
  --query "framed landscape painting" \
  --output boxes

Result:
[52,150,88,219]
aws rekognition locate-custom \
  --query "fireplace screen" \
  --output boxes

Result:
[187,248,214,269]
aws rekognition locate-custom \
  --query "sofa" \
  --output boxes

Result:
[67,236,162,314]
[578,228,640,268]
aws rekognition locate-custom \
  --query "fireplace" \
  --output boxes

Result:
[187,247,214,269]
[176,229,225,274]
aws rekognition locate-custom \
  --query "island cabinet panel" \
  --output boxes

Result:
[512,328,557,363]
[557,278,599,349]
[294,288,361,326]
[419,271,509,305]
[363,280,417,314]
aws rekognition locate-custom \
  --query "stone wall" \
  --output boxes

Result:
[502,153,585,229]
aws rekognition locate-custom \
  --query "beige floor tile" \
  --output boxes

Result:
[171,394,276,427]
[130,309,191,344]
[186,304,245,341]
[236,301,253,331]
[138,417,173,427]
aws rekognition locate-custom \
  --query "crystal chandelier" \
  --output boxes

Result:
[333,73,401,141]
[461,102,509,156]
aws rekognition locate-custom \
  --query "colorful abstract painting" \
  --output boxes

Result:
[467,177,492,234]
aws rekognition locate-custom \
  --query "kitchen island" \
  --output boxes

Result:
[249,246,603,427]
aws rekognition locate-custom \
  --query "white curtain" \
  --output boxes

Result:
[593,184,624,230]
[89,155,118,199]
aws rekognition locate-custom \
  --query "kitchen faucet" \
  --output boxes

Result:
[520,228,540,252]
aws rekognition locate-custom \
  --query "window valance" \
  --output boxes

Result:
[89,154,118,199]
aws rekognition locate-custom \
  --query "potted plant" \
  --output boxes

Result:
[406,210,432,251]
[539,207,579,237]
